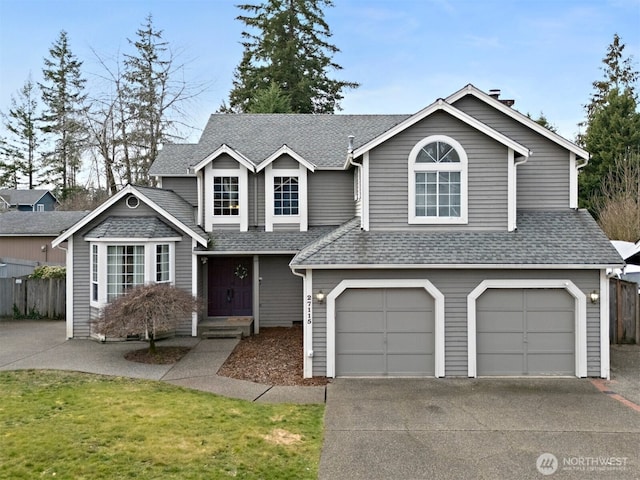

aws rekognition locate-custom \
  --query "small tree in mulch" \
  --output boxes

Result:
[93,283,199,355]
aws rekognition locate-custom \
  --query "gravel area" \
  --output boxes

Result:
[218,325,330,386]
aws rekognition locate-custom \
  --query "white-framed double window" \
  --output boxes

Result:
[89,241,176,307]
[408,135,468,224]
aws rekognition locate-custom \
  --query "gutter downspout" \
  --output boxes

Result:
[509,151,529,231]
[292,267,314,378]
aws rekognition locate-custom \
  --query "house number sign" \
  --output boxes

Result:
[306,294,312,324]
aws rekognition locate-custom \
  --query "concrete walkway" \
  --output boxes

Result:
[0,320,325,404]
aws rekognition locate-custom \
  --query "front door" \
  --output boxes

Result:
[207,257,253,317]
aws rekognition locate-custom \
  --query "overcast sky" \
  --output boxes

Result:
[0,0,639,143]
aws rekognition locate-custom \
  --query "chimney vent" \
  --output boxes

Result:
[489,89,501,98]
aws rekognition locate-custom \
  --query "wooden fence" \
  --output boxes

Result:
[0,277,65,319]
[609,278,639,344]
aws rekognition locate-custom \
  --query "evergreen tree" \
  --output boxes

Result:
[1,75,41,188]
[227,0,358,113]
[0,137,21,188]
[247,82,293,112]
[123,15,172,185]
[40,30,88,196]
[579,34,640,211]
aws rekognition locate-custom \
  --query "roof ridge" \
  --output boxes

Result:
[291,217,361,265]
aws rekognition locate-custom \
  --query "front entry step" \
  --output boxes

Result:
[198,316,254,338]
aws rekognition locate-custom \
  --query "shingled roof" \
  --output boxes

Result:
[202,226,336,254]
[0,211,88,235]
[149,114,409,176]
[0,189,56,207]
[84,216,181,239]
[291,210,623,268]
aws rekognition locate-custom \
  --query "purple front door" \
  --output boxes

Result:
[207,257,253,317]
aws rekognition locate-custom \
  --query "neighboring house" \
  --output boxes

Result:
[611,240,640,285]
[53,84,623,379]
[0,189,59,212]
[0,211,88,277]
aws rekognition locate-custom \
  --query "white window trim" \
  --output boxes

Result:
[265,163,308,232]
[408,135,468,225]
[89,240,176,308]
[205,165,249,232]
[466,279,587,378]
[326,279,445,378]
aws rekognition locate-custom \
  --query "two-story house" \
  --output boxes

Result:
[53,84,622,379]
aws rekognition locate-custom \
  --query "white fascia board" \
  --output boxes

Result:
[256,145,316,172]
[193,144,256,173]
[446,84,590,160]
[52,184,208,248]
[297,263,623,270]
[352,99,530,159]
[201,250,300,256]
[52,185,135,248]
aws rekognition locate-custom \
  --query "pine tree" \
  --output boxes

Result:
[579,34,640,211]
[123,15,171,185]
[40,30,88,196]
[227,0,358,113]
[1,75,41,188]
[247,82,293,112]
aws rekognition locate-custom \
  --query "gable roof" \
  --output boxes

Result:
[350,98,531,161]
[291,210,623,269]
[0,189,57,207]
[446,84,589,160]
[52,185,207,248]
[150,114,409,176]
[0,211,89,236]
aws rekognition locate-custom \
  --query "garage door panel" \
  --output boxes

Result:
[337,311,384,332]
[477,332,523,352]
[387,332,432,351]
[477,290,523,310]
[337,289,384,310]
[527,354,573,375]
[336,354,385,375]
[528,332,574,351]
[388,311,434,332]
[526,312,573,331]
[336,332,384,353]
[478,354,524,375]
[335,287,435,377]
[476,288,575,376]
[387,354,433,375]
[525,289,573,309]
[477,312,524,332]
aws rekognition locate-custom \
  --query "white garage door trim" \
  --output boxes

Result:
[467,279,587,378]
[327,279,445,378]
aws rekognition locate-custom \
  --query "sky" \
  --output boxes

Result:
[0,0,639,144]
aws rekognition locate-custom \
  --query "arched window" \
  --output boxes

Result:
[408,135,468,224]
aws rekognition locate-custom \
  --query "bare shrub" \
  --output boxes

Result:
[93,283,200,354]
[594,152,640,242]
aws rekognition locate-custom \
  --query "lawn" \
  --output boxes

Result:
[0,370,325,479]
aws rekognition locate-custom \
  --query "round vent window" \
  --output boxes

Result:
[126,195,140,209]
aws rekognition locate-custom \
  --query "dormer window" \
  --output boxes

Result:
[409,135,468,224]
[214,176,240,216]
[274,176,299,215]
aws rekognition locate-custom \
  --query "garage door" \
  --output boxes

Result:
[335,288,435,376]
[477,289,575,375]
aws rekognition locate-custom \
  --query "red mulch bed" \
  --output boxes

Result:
[217,325,330,386]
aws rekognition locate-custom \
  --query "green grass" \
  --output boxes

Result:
[0,370,325,479]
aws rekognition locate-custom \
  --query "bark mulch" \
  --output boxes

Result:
[217,325,330,386]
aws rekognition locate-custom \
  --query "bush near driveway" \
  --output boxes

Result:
[0,370,324,479]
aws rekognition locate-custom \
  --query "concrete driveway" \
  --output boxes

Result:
[320,377,640,479]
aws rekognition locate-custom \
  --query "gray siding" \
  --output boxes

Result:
[311,268,601,377]
[368,111,509,231]
[452,96,570,209]
[258,255,302,327]
[308,170,355,226]
[248,172,265,228]
[160,177,197,206]
[212,154,240,169]
[272,155,299,169]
